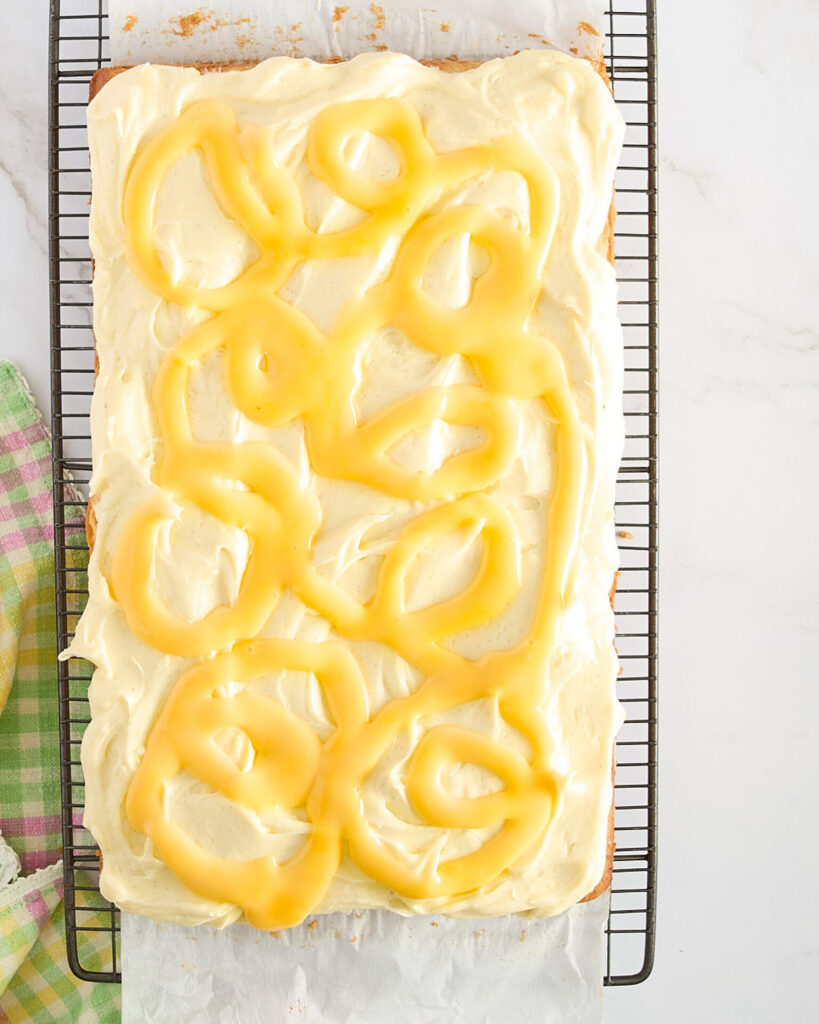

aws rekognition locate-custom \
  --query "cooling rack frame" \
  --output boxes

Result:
[49,0,658,986]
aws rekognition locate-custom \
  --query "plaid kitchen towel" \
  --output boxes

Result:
[0,361,120,1022]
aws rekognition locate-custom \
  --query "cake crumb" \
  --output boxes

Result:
[307,920,317,930]
[122,14,137,32]
[440,23,450,33]
[371,3,385,30]
[430,921,438,927]
[168,9,209,38]
[519,929,527,942]
[577,20,600,37]
[609,570,621,607]
[618,530,634,539]
[333,5,349,22]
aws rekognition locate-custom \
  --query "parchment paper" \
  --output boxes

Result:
[122,895,609,1023]
[105,2,612,1020]
[108,0,605,64]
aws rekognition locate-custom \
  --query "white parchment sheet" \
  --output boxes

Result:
[105,1,613,1020]
[122,895,609,1023]
[108,0,605,64]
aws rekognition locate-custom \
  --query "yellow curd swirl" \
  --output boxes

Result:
[108,93,586,929]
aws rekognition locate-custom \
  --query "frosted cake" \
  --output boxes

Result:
[69,50,625,929]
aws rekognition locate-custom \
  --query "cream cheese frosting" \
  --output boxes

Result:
[70,50,625,927]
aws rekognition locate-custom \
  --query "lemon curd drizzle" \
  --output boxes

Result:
[109,96,588,929]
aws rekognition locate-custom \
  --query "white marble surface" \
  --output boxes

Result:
[1,1,817,1020]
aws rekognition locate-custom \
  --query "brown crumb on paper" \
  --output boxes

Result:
[440,23,450,33]
[269,21,303,55]
[371,3,385,31]
[333,5,349,22]
[167,8,210,39]
[519,928,527,942]
[307,920,317,930]
[164,8,255,39]
[122,14,138,32]
[618,530,634,539]
[430,921,438,927]
[208,15,251,33]
[577,20,600,37]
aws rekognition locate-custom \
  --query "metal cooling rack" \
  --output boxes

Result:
[50,0,657,986]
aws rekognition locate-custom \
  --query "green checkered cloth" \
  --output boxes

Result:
[0,361,120,1022]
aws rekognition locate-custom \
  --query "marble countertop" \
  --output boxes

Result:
[1,1,817,1020]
